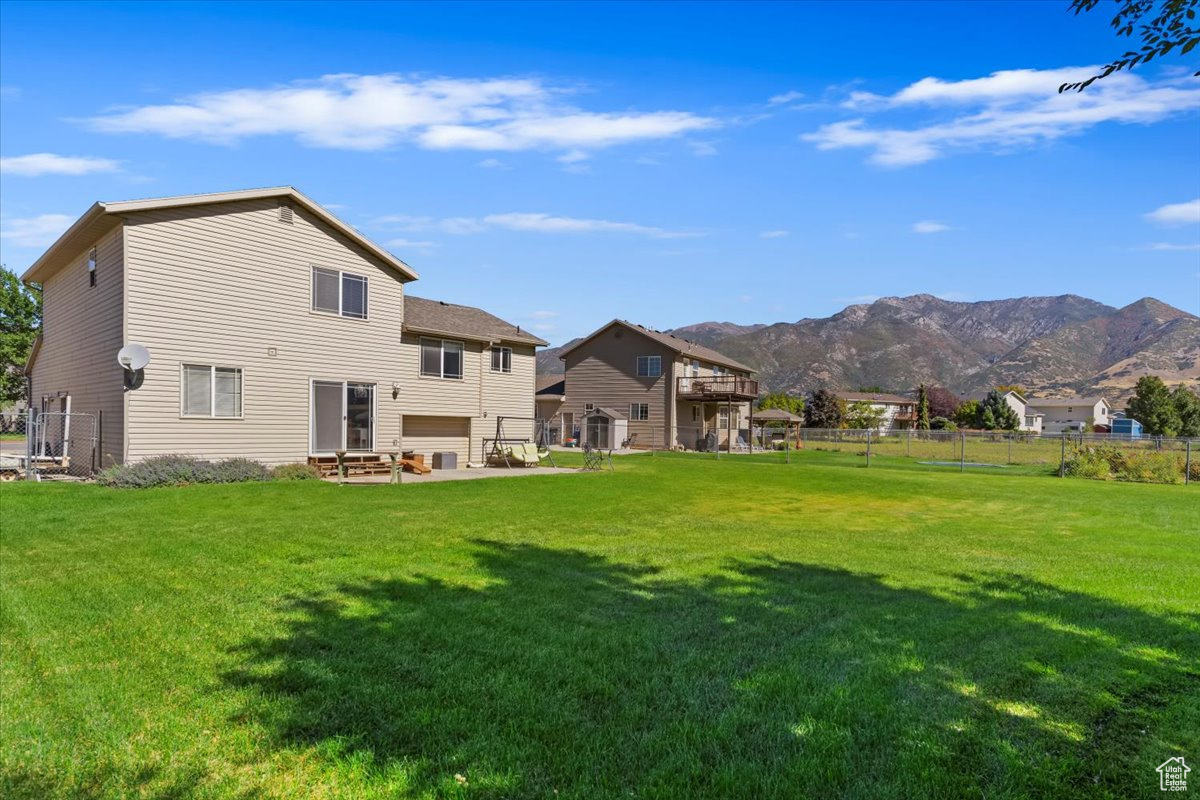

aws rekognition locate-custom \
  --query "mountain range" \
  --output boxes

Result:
[537,294,1200,401]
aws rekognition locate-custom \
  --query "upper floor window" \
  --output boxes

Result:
[420,337,464,379]
[87,248,97,288]
[490,346,512,373]
[636,355,661,378]
[629,403,649,421]
[585,403,595,412]
[312,266,367,319]
[181,364,243,418]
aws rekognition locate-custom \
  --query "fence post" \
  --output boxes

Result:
[960,431,965,473]
[786,426,791,464]
[906,428,911,457]
[1008,432,1013,465]
[1059,433,1067,478]
[1186,440,1192,485]
[24,406,35,481]
[866,429,871,468]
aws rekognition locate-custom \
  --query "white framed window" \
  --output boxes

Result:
[636,355,662,378]
[420,337,464,379]
[584,403,595,412]
[692,406,700,422]
[311,266,368,319]
[181,364,243,418]
[87,248,97,288]
[490,346,512,373]
[719,406,738,428]
[629,403,649,421]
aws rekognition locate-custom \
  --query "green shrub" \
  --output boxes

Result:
[1062,443,1186,485]
[270,462,323,481]
[97,455,269,488]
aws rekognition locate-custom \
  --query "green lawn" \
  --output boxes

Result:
[2,452,1197,799]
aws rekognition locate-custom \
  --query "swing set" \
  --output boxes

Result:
[481,415,557,468]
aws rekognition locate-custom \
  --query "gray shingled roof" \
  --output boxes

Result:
[559,320,754,373]
[536,376,565,395]
[403,295,548,346]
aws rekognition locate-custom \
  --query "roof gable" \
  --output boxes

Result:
[558,319,754,373]
[21,186,418,285]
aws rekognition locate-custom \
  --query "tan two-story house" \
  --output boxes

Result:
[22,187,545,471]
[553,320,758,451]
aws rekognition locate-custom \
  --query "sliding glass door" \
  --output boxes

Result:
[311,380,376,453]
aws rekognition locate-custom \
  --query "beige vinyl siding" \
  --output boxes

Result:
[28,227,125,467]
[401,416,470,464]
[397,336,536,463]
[561,326,673,448]
[123,197,409,464]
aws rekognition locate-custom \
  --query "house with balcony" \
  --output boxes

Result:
[555,320,757,450]
[21,186,546,471]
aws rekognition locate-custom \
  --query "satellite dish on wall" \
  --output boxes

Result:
[117,343,151,371]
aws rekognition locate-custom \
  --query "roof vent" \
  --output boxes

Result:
[279,203,294,224]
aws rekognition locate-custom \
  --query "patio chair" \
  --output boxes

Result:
[620,433,638,449]
[581,443,614,471]
[733,435,751,453]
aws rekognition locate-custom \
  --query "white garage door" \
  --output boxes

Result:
[402,416,470,465]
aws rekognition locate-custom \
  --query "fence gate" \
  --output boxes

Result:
[18,411,99,481]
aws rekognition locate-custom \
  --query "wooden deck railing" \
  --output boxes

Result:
[677,375,759,399]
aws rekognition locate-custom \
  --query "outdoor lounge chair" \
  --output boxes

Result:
[733,435,751,453]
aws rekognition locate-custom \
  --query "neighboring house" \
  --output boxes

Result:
[1026,396,1111,434]
[837,392,916,432]
[557,320,758,450]
[969,390,1044,433]
[534,376,566,443]
[21,186,545,470]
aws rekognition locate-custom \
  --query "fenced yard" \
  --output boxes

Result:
[2,452,1197,799]
[594,423,1199,485]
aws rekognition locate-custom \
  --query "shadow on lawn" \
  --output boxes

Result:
[225,543,1199,799]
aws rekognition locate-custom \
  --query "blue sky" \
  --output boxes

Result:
[2,0,1198,344]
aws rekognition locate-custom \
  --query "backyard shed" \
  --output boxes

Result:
[582,407,628,450]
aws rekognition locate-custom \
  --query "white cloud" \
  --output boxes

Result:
[805,68,1200,166]
[912,220,951,234]
[385,237,437,254]
[760,230,789,238]
[376,211,701,238]
[688,140,718,157]
[86,73,716,159]
[477,157,511,169]
[1146,241,1200,251]
[0,213,74,247]
[1145,198,1200,226]
[482,212,701,238]
[0,153,120,176]
[768,90,805,106]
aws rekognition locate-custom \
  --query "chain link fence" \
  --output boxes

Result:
[0,410,100,481]
[543,420,1198,486]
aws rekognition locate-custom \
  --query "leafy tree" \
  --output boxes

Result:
[1171,384,1200,437]
[1127,375,1182,436]
[757,391,804,416]
[930,417,957,431]
[1060,0,1200,92]
[915,384,931,430]
[979,390,1021,431]
[953,399,982,429]
[927,386,961,419]
[845,400,886,430]
[804,389,845,429]
[0,266,41,408]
